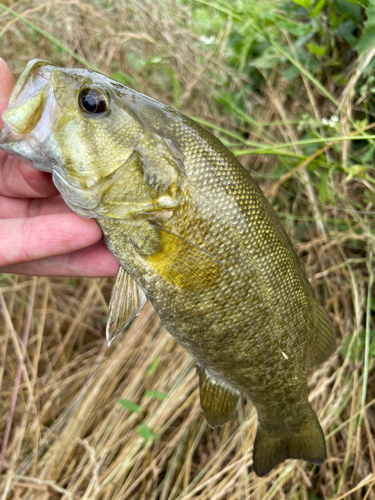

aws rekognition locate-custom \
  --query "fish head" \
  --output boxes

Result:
[0,59,181,219]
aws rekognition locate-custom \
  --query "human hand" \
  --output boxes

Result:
[0,58,119,277]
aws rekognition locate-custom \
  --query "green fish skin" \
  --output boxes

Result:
[0,59,335,476]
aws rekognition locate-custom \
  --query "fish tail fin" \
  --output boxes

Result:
[253,405,326,477]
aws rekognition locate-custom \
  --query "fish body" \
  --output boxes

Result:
[0,60,335,476]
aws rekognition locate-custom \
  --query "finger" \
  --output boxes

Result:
[0,213,103,267]
[0,58,15,128]
[0,241,119,277]
[0,153,59,199]
[0,194,72,218]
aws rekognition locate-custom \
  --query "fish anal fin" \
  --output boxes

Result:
[144,223,223,292]
[198,366,240,427]
[106,266,147,346]
[309,297,336,366]
[253,405,326,477]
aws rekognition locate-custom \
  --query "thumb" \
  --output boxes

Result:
[0,58,15,129]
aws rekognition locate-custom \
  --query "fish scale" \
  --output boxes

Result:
[0,59,336,477]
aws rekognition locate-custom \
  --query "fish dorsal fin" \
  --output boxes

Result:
[197,366,240,427]
[308,297,336,366]
[143,223,224,292]
[106,266,147,346]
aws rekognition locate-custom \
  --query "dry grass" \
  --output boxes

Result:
[0,1,375,499]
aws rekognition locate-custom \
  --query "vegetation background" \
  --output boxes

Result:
[0,0,374,498]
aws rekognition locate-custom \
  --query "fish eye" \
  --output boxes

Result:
[78,88,109,114]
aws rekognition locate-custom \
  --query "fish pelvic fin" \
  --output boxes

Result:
[253,405,326,477]
[309,297,336,366]
[198,366,240,427]
[106,266,147,346]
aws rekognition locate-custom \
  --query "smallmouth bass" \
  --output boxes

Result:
[0,59,335,476]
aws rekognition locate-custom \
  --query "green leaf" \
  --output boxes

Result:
[361,145,375,163]
[317,172,329,205]
[334,0,362,19]
[0,273,14,282]
[118,399,141,413]
[145,56,163,65]
[284,65,301,81]
[329,10,340,29]
[306,43,327,56]
[338,19,358,47]
[147,357,161,376]
[358,0,375,54]
[308,490,321,500]
[342,330,375,360]
[292,0,313,7]
[311,0,327,16]
[166,69,181,108]
[278,19,313,36]
[250,46,280,69]
[137,422,158,442]
[145,390,168,400]
[345,165,367,180]
[238,32,256,74]
[342,335,355,360]
[68,277,77,289]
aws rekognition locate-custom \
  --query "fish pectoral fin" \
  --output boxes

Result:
[198,366,240,427]
[143,223,224,292]
[253,405,326,477]
[136,134,183,192]
[308,297,336,366]
[106,266,147,346]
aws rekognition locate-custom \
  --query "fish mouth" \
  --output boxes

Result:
[0,59,55,137]
[0,59,62,172]
[8,59,54,108]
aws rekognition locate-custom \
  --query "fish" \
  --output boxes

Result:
[0,59,335,476]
